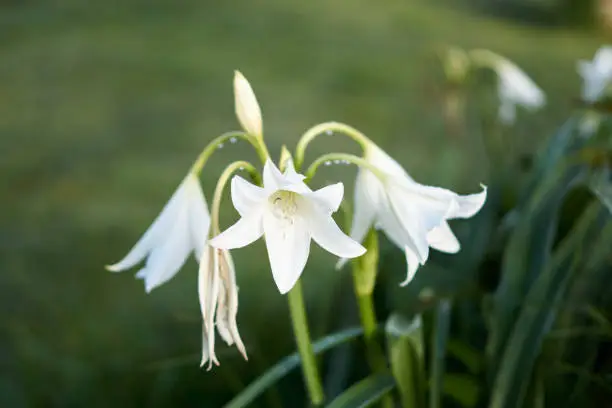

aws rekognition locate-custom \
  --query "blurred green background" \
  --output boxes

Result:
[1,0,608,406]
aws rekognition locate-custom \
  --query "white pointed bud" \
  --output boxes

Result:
[233,70,263,137]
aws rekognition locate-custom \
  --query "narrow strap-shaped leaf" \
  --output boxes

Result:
[488,163,588,374]
[224,327,365,408]
[325,374,396,408]
[490,202,612,408]
[430,300,452,408]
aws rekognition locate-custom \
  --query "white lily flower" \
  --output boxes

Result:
[234,70,263,137]
[106,173,210,293]
[209,159,366,294]
[199,245,247,369]
[494,57,546,124]
[577,46,612,103]
[344,144,487,285]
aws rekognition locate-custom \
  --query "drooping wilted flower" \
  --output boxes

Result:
[210,159,366,294]
[106,173,210,292]
[234,70,263,137]
[345,143,486,285]
[199,245,247,369]
[578,46,612,103]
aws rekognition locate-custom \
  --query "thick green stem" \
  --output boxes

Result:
[287,280,325,406]
[350,228,393,408]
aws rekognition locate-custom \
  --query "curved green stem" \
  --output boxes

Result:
[287,280,325,405]
[304,152,385,181]
[295,122,372,170]
[190,131,248,175]
[253,135,271,165]
[210,160,259,235]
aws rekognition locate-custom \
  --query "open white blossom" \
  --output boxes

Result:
[209,159,366,294]
[234,71,263,137]
[199,245,247,369]
[578,46,612,103]
[106,173,210,292]
[344,144,487,285]
[494,57,546,124]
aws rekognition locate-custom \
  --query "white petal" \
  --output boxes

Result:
[283,159,306,183]
[234,71,262,136]
[399,247,421,286]
[262,210,311,294]
[138,211,192,292]
[205,248,221,370]
[307,204,366,259]
[262,159,286,193]
[447,186,487,219]
[200,322,210,368]
[307,183,344,213]
[197,246,213,324]
[386,183,452,261]
[187,176,211,261]
[231,175,266,217]
[209,207,264,249]
[427,222,460,253]
[498,99,516,124]
[106,177,187,272]
[218,250,247,360]
[336,173,377,270]
[365,143,412,180]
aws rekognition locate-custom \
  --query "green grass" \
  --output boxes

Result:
[0,0,606,406]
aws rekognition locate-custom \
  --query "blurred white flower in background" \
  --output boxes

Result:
[210,159,365,294]
[343,143,487,285]
[106,173,210,293]
[577,46,612,135]
[578,46,612,103]
[470,49,546,124]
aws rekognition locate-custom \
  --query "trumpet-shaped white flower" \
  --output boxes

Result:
[345,144,487,285]
[578,46,612,103]
[106,173,210,292]
[199,245,247,369]
[209,159,366,294]
[494,57,546,124]
[234,71,263,137]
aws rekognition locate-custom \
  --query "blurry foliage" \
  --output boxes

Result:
[1,0,612,407]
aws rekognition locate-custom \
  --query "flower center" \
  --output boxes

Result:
[268,190,300,224]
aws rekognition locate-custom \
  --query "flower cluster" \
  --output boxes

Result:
[107,69,494,368]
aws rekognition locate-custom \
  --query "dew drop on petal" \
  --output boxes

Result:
[324,161,332,166]
[325,130,333,136]
[217,143,224,149]
[333,159,341,164]
[229,137,237,144]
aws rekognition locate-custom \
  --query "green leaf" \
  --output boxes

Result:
[518,117,582,207]
[443,374,480,408]
[488,163,588,373]
[325,374,396,408]
[224,326,365,408]
[489,201,612,408]
[430,300,452,408]
[446,340,484,375]
[386,314,426,408]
